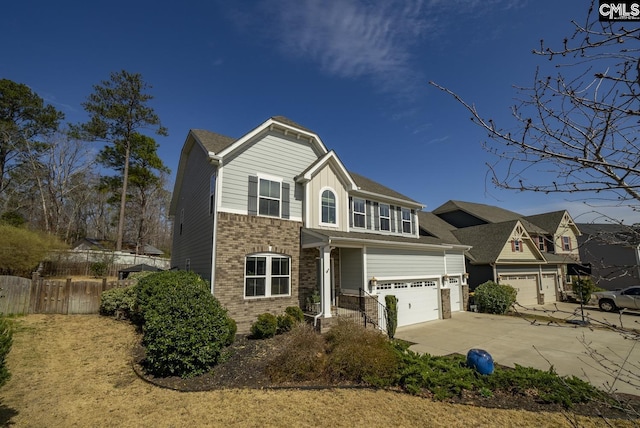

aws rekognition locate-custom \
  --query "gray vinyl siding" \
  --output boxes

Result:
[220,132,320,218]
[340,248,363,292]
[366,248,444,278]
[171,149,217,280]
[445,251,466,273]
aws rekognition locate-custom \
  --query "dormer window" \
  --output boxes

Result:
[321,189,336,225]
[562,236,572,251]
[537,236,545,251]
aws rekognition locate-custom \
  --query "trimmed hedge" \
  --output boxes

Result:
[137,271,235,377]
[474,281,517,314]
[99,286,137,318]
[251,313,278,339]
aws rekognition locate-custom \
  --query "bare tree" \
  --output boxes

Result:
[18,130,95,239]
[430,1,640,212]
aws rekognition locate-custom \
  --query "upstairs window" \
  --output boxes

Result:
[401,208,412,233]
[562,236,572,251]
[512,240,523,252]
[352,198,366,228]
[537,236,545,251]
[245,254,290,298]
[248,175,290,219]
[259,178,281,217]
[321,189,336,225]
[379,204,390,231]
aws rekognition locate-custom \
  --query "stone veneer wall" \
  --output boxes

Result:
[214,212,302,333]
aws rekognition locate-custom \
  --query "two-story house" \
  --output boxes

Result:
[420,201,581,305]
[170,117,470,333]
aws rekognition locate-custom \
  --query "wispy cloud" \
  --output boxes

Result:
[225,0,527,94]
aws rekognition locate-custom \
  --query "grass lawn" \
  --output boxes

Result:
[0,315,633,427]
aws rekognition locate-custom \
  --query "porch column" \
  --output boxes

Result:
[319,245,332,318]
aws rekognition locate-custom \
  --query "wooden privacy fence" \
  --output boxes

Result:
[0,275,134,315]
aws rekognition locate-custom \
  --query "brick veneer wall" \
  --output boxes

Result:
[214,212,302,333]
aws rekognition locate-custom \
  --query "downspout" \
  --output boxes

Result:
[636,245,640,281]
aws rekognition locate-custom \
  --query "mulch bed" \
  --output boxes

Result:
[132,334,640,420]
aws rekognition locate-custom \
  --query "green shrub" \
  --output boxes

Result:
[100,286,137,317]
[284,306,304,323]
[474,281,517,314]
[324,319,398,386]
[572,278,597,304]
[385,295,398,339]
[486,365,605,407]
[224,317,237,347]
[276,314,296,334]
[89,261,108,278]
[266,323,326,382]
[250,313,278,339]
[138,271,233,378]
[0,316,12,387]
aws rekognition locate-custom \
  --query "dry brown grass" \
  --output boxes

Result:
[0,315,633,427]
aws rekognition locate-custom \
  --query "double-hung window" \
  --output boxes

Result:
[245,254,290,298]
[379,203,390,231]
[259,178,281,217]
[321,189,336,225]
[537,236,545,251]
[401,208,412,233]
[562,236,571,251]
[352,198,366,228]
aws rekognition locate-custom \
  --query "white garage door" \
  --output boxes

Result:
[541,274,557,304]
[501,275,538,306]
[377,280,440,327]
[445,277,462,312]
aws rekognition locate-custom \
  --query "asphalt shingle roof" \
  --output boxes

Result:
[349,171,420,204]
[190,129,236,154]
[304,228,456,247]
[452,220,520,264]
[417,211,461,245]
[433,200,522,224]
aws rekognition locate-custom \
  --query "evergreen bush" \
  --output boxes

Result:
[0,316,12,387]
[250,313,278,339]
[284,306,304,323]
[572,278,597,304]
[99,286,137,318]
[474,281,517,314]
[385,295,398,339]
[137,271,234,378]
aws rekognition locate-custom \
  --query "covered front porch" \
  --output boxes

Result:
[299,229,471,332]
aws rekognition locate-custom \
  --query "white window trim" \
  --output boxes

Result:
[401,207,412,234]
[319,186,338,227]
[244,253,291,299]
[379,203,391,231]
[352,197,366,229]
[257,174,283,218]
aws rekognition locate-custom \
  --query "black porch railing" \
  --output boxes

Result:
[333,288,387,333]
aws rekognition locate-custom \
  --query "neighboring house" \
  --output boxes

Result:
[420,201,581,305]
[577,223,640,290]
[71,238,164,256]
[170,117,470,333]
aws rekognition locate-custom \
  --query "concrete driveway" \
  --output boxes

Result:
[395,303,640,396]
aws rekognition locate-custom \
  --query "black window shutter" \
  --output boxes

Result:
[281,182,290,219]
[373,202,379,230]
[349,197,353,227]
[396,207,402,232]
[390,205,396,232]
[366,200,372,229]
[248,176,258,215]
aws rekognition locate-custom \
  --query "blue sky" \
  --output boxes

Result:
[3,0,636,223]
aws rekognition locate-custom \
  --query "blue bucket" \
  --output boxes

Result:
[466,348,494,375]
